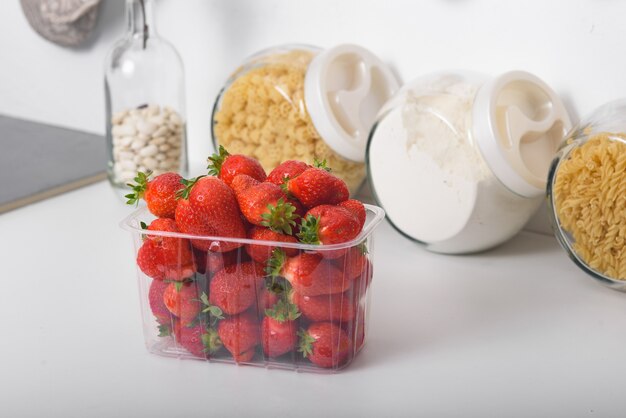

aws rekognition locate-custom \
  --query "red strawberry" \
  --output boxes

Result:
[229,174,260,197]
[298,322,352,368]
[148,279,174,324]
[268,251,349,296]
[163,282,201,325]
[338,199,366,231]
[193,247,241,276]
[333,244,371,281]
[292,291,355,323]
[257,287,280,313]
[285,167,349,208]
[297,205,360,259]
[178,324,222,358]
[266,160,309,186]
[245,226,299,264]
[262,299,301,357]
[234,178,301,235]
[136,218,196,281]
[175,176,246,252]
[125,171,184,218]
[233,348,256,363]
[209,262,265,315]
[218,312,260,361]
[208,145,266,186]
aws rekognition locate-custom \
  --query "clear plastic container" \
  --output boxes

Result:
[211,44,399,194]
[120,204,385,372]
[104,0,188,187]
[547,99,626,292]
[367,71,572,254]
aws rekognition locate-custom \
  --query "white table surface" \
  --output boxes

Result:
[1,181,625,418]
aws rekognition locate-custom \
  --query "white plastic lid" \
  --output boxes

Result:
[472,71,572,197]
[304,44,400,162]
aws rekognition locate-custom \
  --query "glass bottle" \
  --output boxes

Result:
[104,0,187,188]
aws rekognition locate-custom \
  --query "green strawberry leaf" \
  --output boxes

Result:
[265,299,301,322]
[202,327,223,354]
[176,175,206,200]
[265,248,287,278]
[297,329,315,358]
[174,282,184,292]
[125,170,152,205]
[296,214,321,245]
[260,198,298,235]
[313,158,331,172]
[207,145,230,176]
[157,324,172,337]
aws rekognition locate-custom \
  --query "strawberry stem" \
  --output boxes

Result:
[260,198,298,235]
[202,327,223,354]
[265,248,286,278]
[265,299,301,322]
[313,158,331,172]
[297,329,315,358]
[176,175,206,200]
[296,214,321,245]
[207,145,230,176]
[124,170,152,205]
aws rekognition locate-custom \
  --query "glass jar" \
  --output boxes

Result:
[547,100,626,292]
[367,71,572,254]
[211,44,399,194]
[104,0,188,188]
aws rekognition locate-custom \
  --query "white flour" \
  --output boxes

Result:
[368,76,541,253]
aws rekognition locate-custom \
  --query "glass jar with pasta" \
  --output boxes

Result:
[547,99,626,292]
[211,44,399,194]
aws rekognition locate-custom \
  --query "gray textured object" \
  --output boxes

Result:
[20,0,102,47]
[0,115,106,214]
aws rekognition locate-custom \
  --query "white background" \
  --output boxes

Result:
[1,0,625,169]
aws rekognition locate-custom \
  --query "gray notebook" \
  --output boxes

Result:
[0,115,107,214]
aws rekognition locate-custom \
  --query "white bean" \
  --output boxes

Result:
[140,144,158,157]
[142,157,159,170]
[119,160,137,171]
[137,120,157,136]
[158,143,171,152]
[130,139,147,151]
[151,136,167,145]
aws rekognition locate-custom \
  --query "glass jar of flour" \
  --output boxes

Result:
[211,44,399,194]
[367,71,572,254]
[104,0,188,188]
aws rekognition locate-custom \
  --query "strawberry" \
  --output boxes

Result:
[178,323,222,358]
[233,177,301,235]
[175,176,246,252]
[209,262,265,315]
[266,160,309,186]
[229,174,260,197]
[292,291,355,323]
[207,145,266,186]
[148,279,174,325]
[262,299,301,357]
[245,226,299,264]
[193,247,241,276]
[297,205,360,259]
[217,312,260,361]
[333,244,371,282]
[338,199,366,231]
[125,171,183,218]
[136,218,196,281]
[298,322,352,368]
[267,250,350,296]
[285,167,349,208]
[163,282,201,325]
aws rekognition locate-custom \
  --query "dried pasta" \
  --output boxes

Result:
[553,133,626,280]
[213,49,366,193]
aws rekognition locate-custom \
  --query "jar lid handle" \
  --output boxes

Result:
[473,71,573,197]
[304,44,400,162]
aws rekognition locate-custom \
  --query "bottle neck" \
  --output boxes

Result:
[126,0,157,46]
